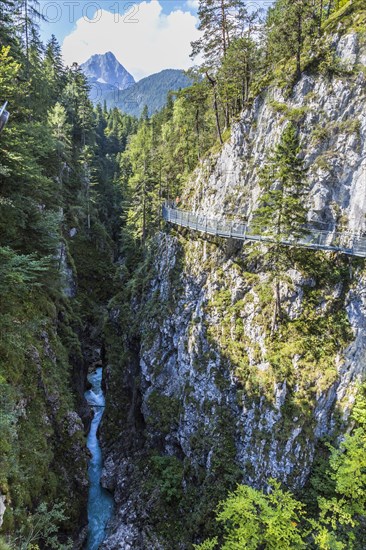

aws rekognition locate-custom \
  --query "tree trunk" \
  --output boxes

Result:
[296,11,302,78]
[24,0,30,76]
[270,278,282,337]
[195,107,200,138]
[142,187,146,245]
[220,0,227,56]
[142,157,147,245]
[206,72,223,145]
[243,60,249,104]
[319,0,324,34]
[327,0,333,18]
[225,100,230,129]
[214,89,223,144]
[195,107,201,159]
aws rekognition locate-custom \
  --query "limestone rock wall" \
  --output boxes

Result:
[102,31,366,549]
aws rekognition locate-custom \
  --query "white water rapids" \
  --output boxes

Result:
[84,368,114,549]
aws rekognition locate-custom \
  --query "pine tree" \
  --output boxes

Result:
[62,63,94,146]
[43,35,66,103]
[15,0,44,73]
[265,0,317,78]
[0,0,20,49]
[191,0,247,67]
[252,123,308,333]
[180,80,215,160]
[191,1,261,138]
[191,0,245,139]
[48,102,72,163]
[217,36,259,114]
[124,118,155,244]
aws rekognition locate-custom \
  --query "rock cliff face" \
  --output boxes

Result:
[0,495,5,529]
[101,32,366,548]
[81,52,135,91]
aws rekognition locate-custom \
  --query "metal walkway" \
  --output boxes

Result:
[162,204,366,258]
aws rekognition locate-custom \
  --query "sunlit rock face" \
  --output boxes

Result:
[101,32,366,549]
[0,494,6,529]
[185,39,366,234]
[81,52,135,92]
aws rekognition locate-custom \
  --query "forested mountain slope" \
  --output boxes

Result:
[102,69,193,118]
[0,2,137,547]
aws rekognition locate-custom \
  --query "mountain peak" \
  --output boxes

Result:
[81,52,135,91]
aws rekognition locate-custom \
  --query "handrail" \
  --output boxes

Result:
[162,203,366,258]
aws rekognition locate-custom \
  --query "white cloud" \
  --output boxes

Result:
[62,1,201,80]
[186,0,199,9]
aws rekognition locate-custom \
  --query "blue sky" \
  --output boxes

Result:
[39,1,198,45]
[38,0,272,80]
[38,0,201,79]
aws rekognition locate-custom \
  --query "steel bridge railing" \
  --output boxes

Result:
[162,204,366,258]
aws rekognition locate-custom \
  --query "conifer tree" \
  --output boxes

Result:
[191,0,247,66]
[15,0,44,73]
[191,1,244,139]
[217,36,259,114]
[62,64,94,146]
[48,102,72,161]
[265,0,317,78]
[252,123,308,333]
[180,80,215,160]
[0,0,19,48]
[124,117,155,244]
[43,35,66,103]
[191,1,260,138]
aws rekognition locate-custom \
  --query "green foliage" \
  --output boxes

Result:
[328,430,366,514]
[119,86,216,246]
[269,101,309,123]
[197,386,366,548]
[0,247,50,294]
[194,538,218,550]
[149,455,184,503]
[253,122,308,241]
[311,118,361,150]
[0,538,12,550]
[217,36,260,114]
[12,502,72,550]
[0,3,138,541]
[266,0,318,78]
[197,480,306,549]
[323,0,366,34]
[190,1,262,140]
[311,384,366,547]
[264,0,364,85]
[191,0,248,67]
[146,391,181,435]
[251,122,309,333]
[104,69,192,118]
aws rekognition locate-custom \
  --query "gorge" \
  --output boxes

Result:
[1,1,366,549]
[84,369,114,549]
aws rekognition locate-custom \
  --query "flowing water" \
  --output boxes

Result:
[84,368,114,550]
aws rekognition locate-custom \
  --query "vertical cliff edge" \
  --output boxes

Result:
[101,30,366,549]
